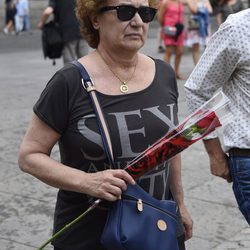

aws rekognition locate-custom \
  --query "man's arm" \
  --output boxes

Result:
[38,6,54,29]
[185,20,241,113]
[203,138,231,182]
[169,154,193,240]
[184,19,241,181]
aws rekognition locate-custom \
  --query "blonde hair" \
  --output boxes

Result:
[76,0,158,48]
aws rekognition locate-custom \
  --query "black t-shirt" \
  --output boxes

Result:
[34,58,180,249]
[49,0,82,43]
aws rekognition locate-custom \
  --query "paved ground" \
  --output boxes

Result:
[0,24,249,250]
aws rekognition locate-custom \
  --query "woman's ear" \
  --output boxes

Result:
[90,14,100,30]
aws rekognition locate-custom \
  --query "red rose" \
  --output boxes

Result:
[196,111,221,130]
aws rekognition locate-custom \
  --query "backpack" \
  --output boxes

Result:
[42,21,64,65]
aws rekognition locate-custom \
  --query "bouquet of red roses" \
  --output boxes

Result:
[125,91,231,179]
[38,91,231,249]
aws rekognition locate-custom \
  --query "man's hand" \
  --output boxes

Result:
[209,153,231,182]
[203,138,232,182]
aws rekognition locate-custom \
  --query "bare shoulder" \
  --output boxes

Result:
[136,53,156,85]
[138,53,155,71]
[78,52,96,67]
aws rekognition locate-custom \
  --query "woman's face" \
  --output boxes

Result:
[94,0,152,52]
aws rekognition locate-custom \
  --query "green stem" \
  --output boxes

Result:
[38,199,101,250]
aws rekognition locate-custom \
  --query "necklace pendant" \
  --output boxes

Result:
[120,83,129,94]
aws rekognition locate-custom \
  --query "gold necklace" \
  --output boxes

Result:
[97,50,137,94]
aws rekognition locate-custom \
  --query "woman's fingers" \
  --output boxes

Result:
[112,169,136,186]
[86,169,135,201]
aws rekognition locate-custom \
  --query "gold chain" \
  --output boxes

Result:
[97,50,137,94]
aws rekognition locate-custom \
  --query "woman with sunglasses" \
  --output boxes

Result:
[18,0,193,249]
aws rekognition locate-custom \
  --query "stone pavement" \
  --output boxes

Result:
[0,25,249,250]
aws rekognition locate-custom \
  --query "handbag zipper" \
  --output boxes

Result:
[137,199,143,212]
[122,194,178,222]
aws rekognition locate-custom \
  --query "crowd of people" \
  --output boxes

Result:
[3,0,30,35]
[157,0,248,76]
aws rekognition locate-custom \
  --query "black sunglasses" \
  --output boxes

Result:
[100,5,157,23]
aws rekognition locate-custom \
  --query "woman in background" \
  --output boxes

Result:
[186,0,212,65]
[3,0,16,34]
[158,0,185,80]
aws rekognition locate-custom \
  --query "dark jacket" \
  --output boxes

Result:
[49,0,82,43]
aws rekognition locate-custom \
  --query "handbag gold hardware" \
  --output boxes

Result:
[137,199,143,212]
[157,219,167,231]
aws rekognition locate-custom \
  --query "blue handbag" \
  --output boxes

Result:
[101,184,179,250]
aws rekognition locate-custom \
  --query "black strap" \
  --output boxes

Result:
[71,60,115,168]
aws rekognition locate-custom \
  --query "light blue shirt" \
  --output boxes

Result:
[16,0,29,16]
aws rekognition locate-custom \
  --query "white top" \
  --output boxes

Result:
[185,9,250,151]
[197,0,206,9]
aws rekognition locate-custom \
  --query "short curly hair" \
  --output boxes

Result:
[76,0,158,48]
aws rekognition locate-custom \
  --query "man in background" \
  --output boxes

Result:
[185,9,250,225]
[15,0,31,34]
[38,0,88,64]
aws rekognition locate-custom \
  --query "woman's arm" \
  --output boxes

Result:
[216,12,222,26]
[157,0,168,26]
[18,113,135,201]
[205,0,213,14]
[169,154,193,240]
[186,0,198,14]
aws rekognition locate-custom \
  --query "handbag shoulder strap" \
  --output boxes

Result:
[71,60,115,168]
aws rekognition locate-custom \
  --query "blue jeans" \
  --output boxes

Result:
[229,156,250,225]
[15,15,30,33]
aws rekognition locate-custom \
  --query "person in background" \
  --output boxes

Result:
[15,0,31,34]
[18,0,193,249]
[216,0,244,26]
[157,27,166,53]
[38,0,88,64]
[157,0,165,53]
[3,0,16,35]
[158,0,185,80]
[185,8,250,225]
[186,0,213,65]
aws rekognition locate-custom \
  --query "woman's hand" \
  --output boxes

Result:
[179,204,193,241]
[83,169,136,201]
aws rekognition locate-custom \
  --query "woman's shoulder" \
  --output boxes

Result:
[152,57,175,73]
[148,57,176,83]
[139,54,174,73]
[57,62,81,82]
[44,62,82,93]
